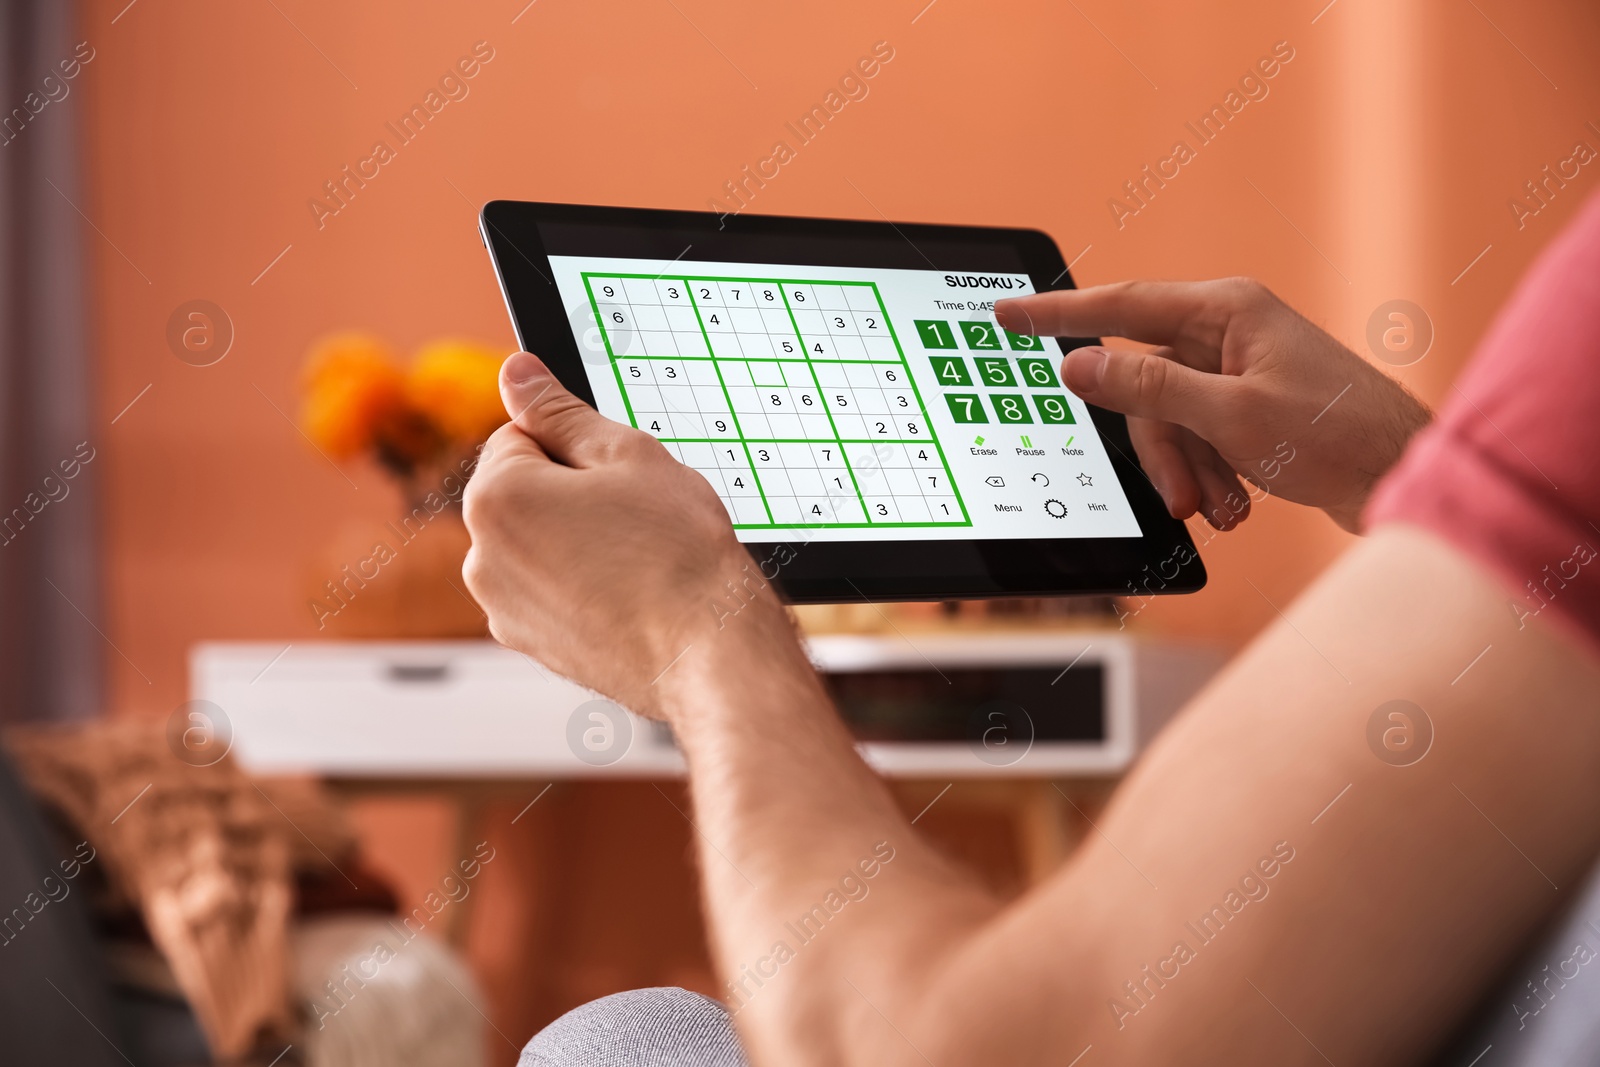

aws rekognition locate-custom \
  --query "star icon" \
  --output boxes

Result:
[1076,473,1093,487]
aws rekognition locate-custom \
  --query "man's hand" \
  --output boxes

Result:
[461,351,767,717]
[995,278,1431,532]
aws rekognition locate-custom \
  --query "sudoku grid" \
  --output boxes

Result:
[581,272,972,530]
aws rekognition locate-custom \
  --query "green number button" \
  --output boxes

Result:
[945,393,989,423]
[930,355,971,386]
[959,321,1004,350]
[1017,358,1059,388]
[990,393,1033,424]
[1005,329,1046,352]
[974,357,1015,387]
[914,320,958,349]
[1033,394,1076,424]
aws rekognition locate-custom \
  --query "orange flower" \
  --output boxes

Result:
[405,339,509,445]
[299,334,406,459]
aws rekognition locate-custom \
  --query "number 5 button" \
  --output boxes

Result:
[974,357,1016,387]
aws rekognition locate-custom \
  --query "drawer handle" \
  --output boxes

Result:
[387,663,451,683]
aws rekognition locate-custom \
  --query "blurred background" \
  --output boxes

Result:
[3,0,1599,1063]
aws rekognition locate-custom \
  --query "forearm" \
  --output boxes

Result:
[658,529,1600,1067]
[657,585,997,1064]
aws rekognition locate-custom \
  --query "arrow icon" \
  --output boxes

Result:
[1031,473,1050,487]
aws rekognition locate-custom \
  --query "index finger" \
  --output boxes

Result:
[994,279,1241,347]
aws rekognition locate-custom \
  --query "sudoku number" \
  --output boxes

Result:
[931,356,971,386]
[991,394,1032,424]
[1018,358,1058,387]
[1004,328,1045,352]
[944,394,988,423]
[915,320,957,349]
[960,322,1001,350]
[1033,395,1075,424]
[975,358,1015,387]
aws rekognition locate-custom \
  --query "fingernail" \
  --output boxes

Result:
[503,351,547,385]
[1064,347,1107,392]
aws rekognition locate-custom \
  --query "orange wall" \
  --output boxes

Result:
[82,0,1600,712]
[81,0,1600,714]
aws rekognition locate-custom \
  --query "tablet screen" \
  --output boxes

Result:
[549,255,1142,544]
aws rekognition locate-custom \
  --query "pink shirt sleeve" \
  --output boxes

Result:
[1365,189,1600,652]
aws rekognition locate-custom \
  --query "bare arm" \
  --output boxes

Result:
[657,526,1600,1066]
[464,350,1600,1065]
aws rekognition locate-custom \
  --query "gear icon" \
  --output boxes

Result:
[1043,498,1067,518]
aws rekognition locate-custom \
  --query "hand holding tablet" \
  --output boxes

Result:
[463,350,763,716]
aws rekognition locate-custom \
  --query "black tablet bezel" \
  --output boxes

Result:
[479,200,1205,603]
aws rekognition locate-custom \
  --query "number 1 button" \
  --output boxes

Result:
[944,393,988,423]
[914,320,958,349]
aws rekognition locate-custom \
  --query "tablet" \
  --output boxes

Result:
[479,201,1205,603]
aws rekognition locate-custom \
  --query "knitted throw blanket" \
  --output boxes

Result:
[6,719,352,1058]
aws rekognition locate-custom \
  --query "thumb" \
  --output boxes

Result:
[500,351,627,467]
[1063,346,1232,439]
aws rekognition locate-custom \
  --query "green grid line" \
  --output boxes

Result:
[600,273,880,286]
[650,437,939,445]
[869,280,972,525]
[582,275,638,431]
[682,283,773,525]
[730,521,962,530]
[777,283,867,520]
[612,355,908,364]
[584,271,970,531]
